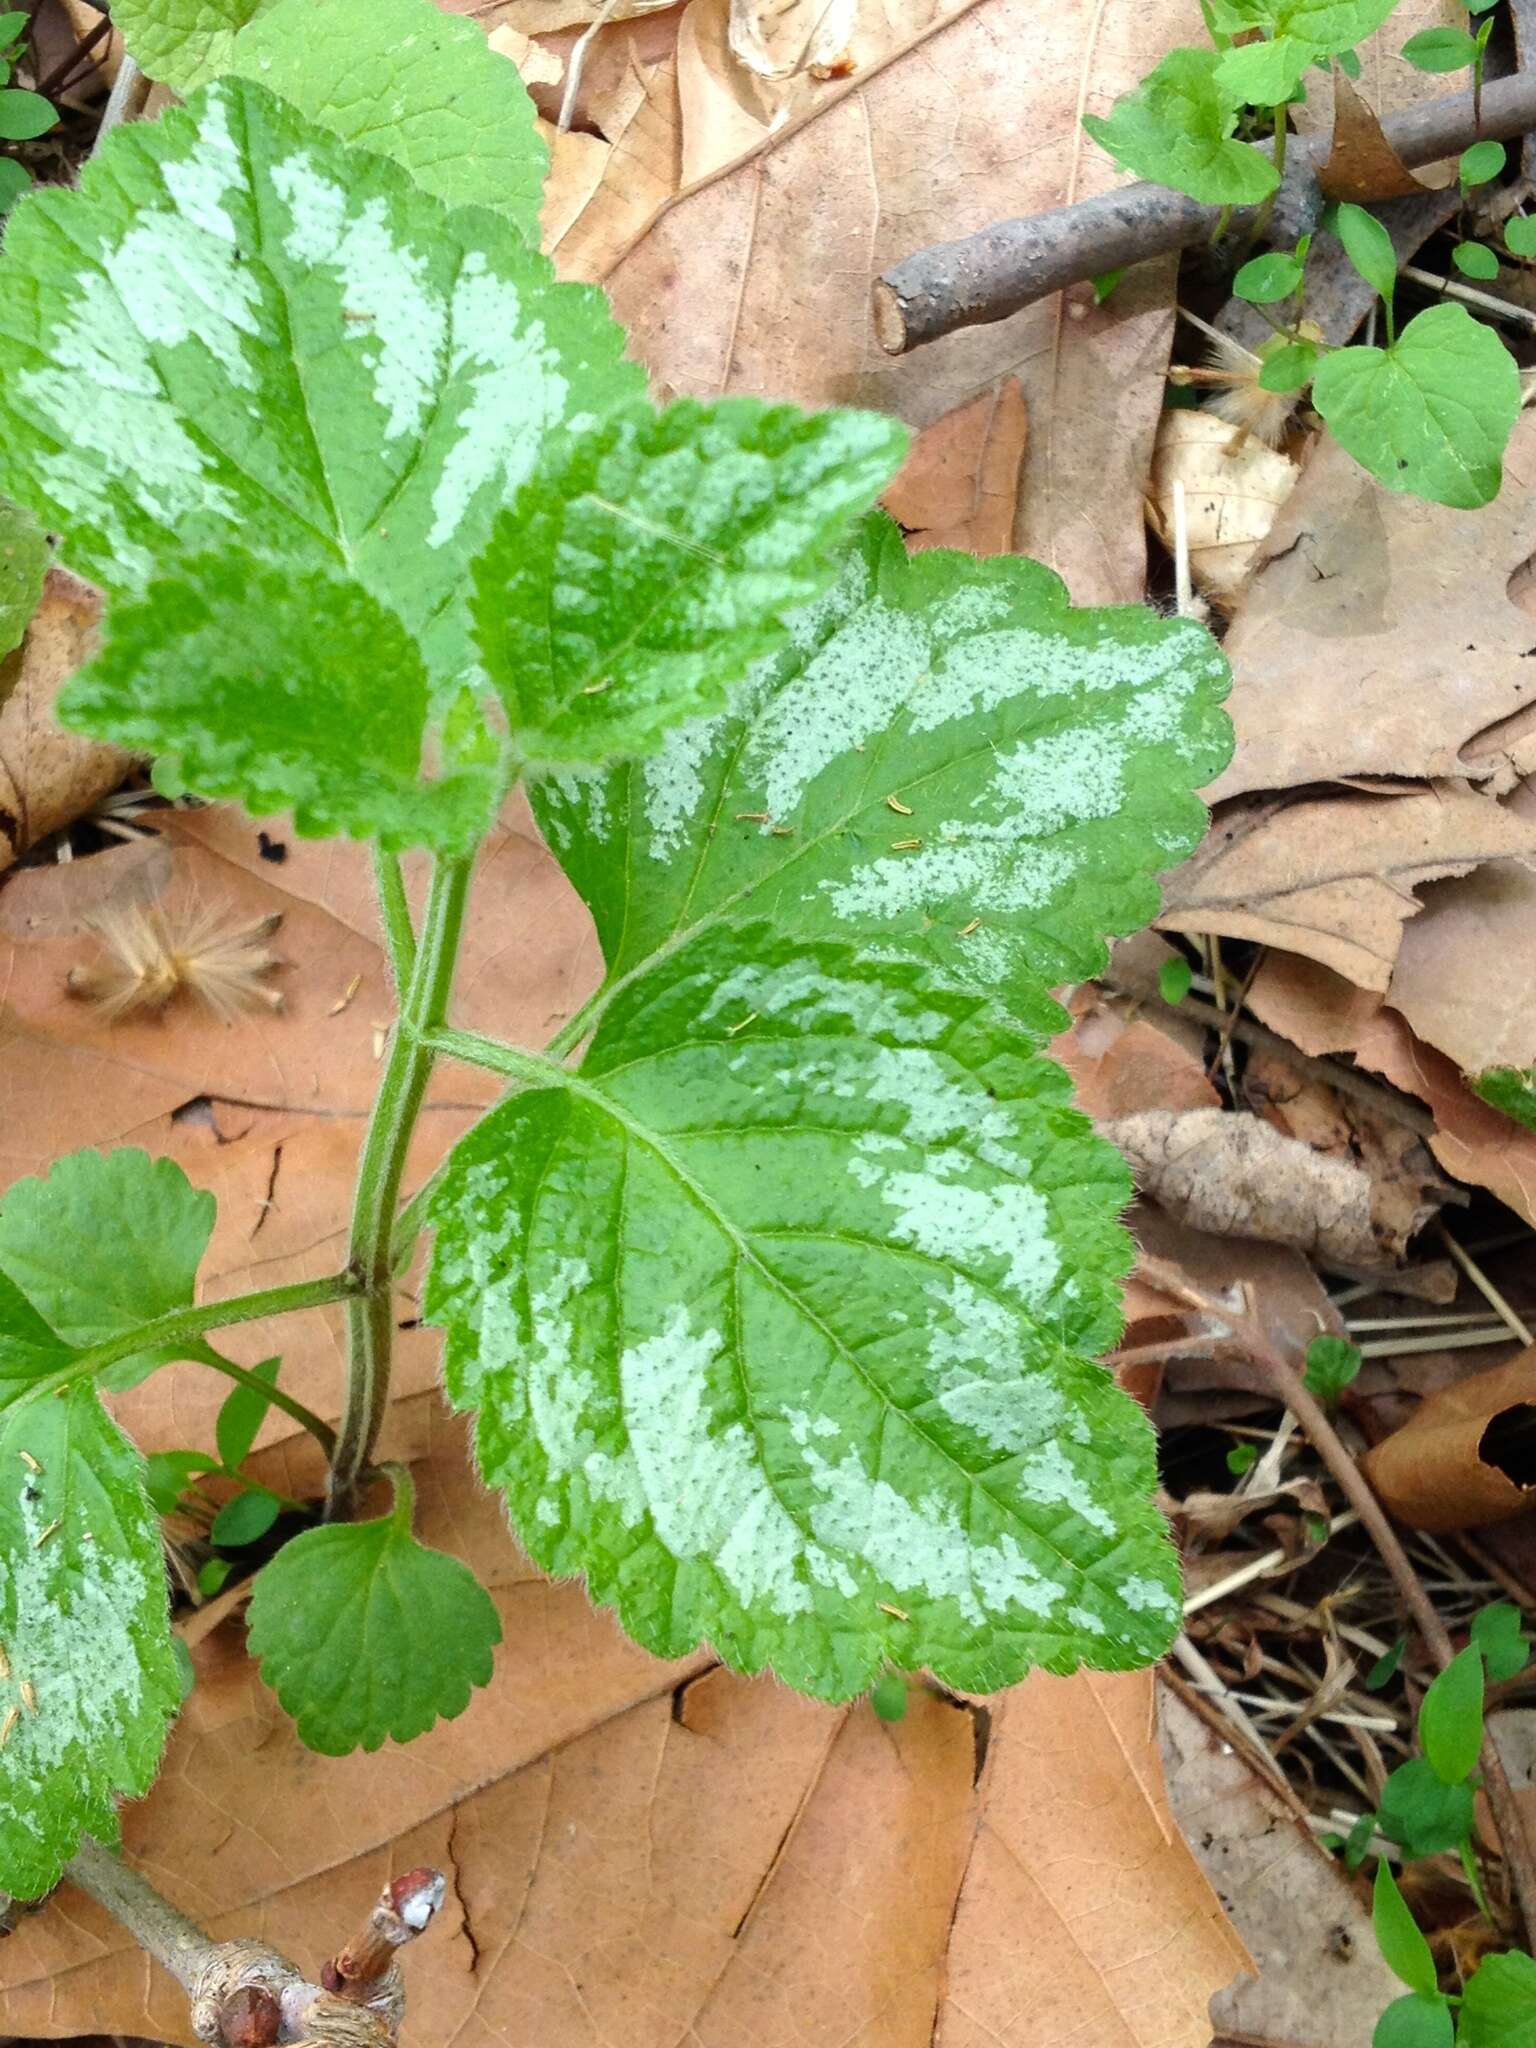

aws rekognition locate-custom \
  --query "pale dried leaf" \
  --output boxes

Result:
[1103,1107,1404,1267]
[0,571,130,877]
[1214,416,1536,802]
[543,43,680,274]
[1386,778,1536,1074]
[487,21,565,86]
[729,0,858,79]
[1158,785,1536,991]
[882,377,1028,555]
[1160,1684,1401,2045]
[1147,410,1299,605]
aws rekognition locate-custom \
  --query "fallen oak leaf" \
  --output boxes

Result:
[1157,783,1536,991]
[1318,66,1451,201]
[882,376,1028,556]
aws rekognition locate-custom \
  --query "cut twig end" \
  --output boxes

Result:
[871,280,909,356]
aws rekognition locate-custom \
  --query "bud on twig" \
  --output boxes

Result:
[321,1866,446,2022]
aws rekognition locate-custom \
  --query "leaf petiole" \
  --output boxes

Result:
[371,846,417,993]
[184,1341,337,1459]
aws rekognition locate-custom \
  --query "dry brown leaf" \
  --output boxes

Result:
[1146,409,1300,605]
[486,19,564,85]
[882,377,1028,554]
[541,37,681,273]
[0,1402,1249,2045]
[1289,0,1459,139]
[1361,1346,1536,1532]
[587,0,1205,604]
[1158,784,1536,991]
[1212,414,1536,803]
[1386,777,1536,1076]
[728,0,858,79]
[1316,66,1448,201]
[0,570,130,878]
[1160,1683,1401,2045]
[1250,953,1536,1227]
[1103,1107,1412,1268]
[493,0,676,30]
[1051,987,1219,1123]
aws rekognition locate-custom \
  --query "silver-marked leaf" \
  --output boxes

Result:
[536,516,1231,1037]
[0,496,45,666]
[0,80,640,842]
[0,1149,214,1390]
[246,1476,500,1754]
[426,931,1180,1701]
[475,401,909,770]
[226,0,547,230]
[0,1378,182,1898]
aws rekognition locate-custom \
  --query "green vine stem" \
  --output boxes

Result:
[190,1343,338,1459]
[372,846,417,993]
[330,855,474,1513]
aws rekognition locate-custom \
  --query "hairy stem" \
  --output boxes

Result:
[372,847,417,994]
[65,1834,212,1991]
[1139,1253,1536,1946]
[194,1345,338,1459]
[331,857,474,1512]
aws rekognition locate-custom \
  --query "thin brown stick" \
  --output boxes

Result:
[1137,1252,1536,1945]
[874,70,1536,352]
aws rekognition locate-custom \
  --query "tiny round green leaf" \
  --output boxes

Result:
[247,1501,502,1754]
[1471,1601,1531,1683]
[1373,1859,1438,1997]
[0,157,27,213]
[1333,201,1398,303]
[1159,955,1194,1004]
[0,88,54,141]
[1452,240,1500,281]
[1226,1443,1258,1475]
[1508,216,1536,259]
[1304,1335,1362,1403]
[1400,26,1478,70]
[1460,139,1506,190]
[871,1673,909,1722]
[210,1486,282,1549]
[197,1556,232,1598]
[1378,1759,1475,1857]
[1418,1644,1484,1785]
[1373,1993,1454,2048]
[1258,339,1320,392]
[1233,251,1305,304]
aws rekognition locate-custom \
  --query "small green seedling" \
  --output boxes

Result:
[0,10,55,212]
[1303,1334,1362,1404]
[1159,954,1194,1004]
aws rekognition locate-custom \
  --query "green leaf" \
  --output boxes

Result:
[109,0,264,87]
[1378,1759,1474,1857]
[0,12,28,49]
[1082,49,1278,207]
[1453,241,1500,281]
[1091,268,1125,302]
[1311,302,1520,509]
[1159,955,1194,1005]
[870,1672,908,1721]
[0,1379,182,1898]
[1373,1859,1438,1997]
[1373,1993,1453,2048]
[0,1149,214,1390]
[1303,1334,1361,1403]
[1233,250,1305,303]
[1461,139,1505,190]
[535,516,1231,1037]
[1401,26,1478,70]
[427,932,1183,1701]
[1,83,896,849]
[215,1357,280,1473]
[0,1273,71,1382]
[1215,35,1311,105]
[1332,201,1398,304]
[1507,217,1536,259]
[224,0,546,230]
[1259,338,1320,391]
[1367,1635,1407,1691]
[0,89,54,141]
[246,1469,500,1752]
[1271,0,1400,46]
[1344,1810,1377,1868]
[1419,1643,1484,1784]
[143,1449,220,1516]
[1472,1065,1536,1128]
[1460,1951,1536,2047]
[209,1486,281,1547]
[1226,1442,1258,1474]
[1471,1601,1531,1683]
[198,1555,232,1598]
[0,158,29,213]
[0,496,45,664]
[472,400,908,774]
